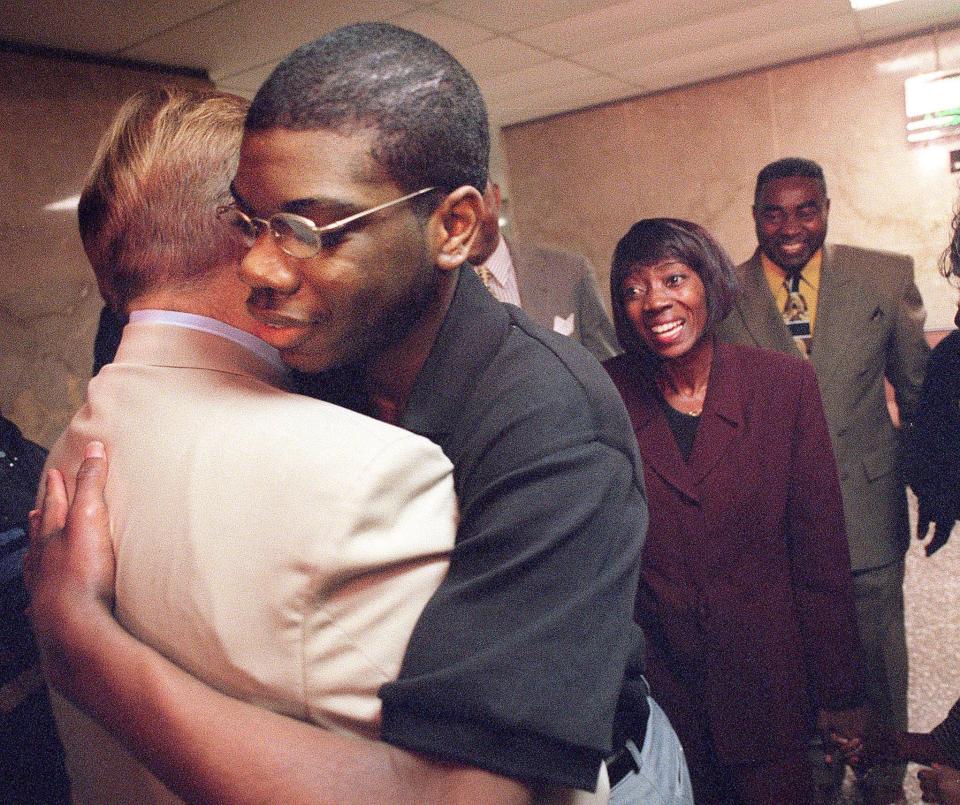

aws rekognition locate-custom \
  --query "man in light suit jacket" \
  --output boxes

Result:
[470,180,620,362]
[717,157,929,805]
[42,86,458,804]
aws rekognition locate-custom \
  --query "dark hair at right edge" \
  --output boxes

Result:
[941,202,960,281]
[245,23,489,196]
[610,218,737,362]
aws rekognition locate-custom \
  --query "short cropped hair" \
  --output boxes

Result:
[79,86,248,312]
[246,22,489,196]
[610,218,737,359]
[754,157,828,205]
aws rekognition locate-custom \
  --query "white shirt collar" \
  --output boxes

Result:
[128,310,287,375]
[484,236,515,286]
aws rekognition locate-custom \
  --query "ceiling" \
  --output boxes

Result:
[5,0,960,182]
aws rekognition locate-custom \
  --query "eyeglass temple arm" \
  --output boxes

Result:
[315,186,437,234]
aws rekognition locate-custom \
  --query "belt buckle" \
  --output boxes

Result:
[605,743,640,787]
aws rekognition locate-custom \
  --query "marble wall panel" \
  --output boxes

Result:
[502,25,960,332]
[0,50,210,447]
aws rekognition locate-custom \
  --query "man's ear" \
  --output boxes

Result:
[428,185,484,272]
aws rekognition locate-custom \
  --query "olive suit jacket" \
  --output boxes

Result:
[717,244,929,571]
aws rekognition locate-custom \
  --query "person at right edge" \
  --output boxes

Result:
[902,203,960,557]
[603,217,867,804]
[858,203,960,805]
[718,157,929,805]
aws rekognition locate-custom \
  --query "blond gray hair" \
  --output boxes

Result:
[79,86,248,312]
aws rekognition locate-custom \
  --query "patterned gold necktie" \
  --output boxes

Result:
[474,264,493,290]
[783,273,811,357]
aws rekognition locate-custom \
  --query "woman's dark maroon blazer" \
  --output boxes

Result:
[604,341,864,765]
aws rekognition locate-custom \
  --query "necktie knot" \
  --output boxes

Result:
[474,264,493,290]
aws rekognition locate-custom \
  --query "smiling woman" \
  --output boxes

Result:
[619,259,710,400]
[608,218,735,414]
[603,218,868,805]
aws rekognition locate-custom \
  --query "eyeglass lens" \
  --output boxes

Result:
[222,209,322,259]
[269,215,321,259]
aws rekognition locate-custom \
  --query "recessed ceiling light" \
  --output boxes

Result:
[849,0,903,9]
[43,194,79,212]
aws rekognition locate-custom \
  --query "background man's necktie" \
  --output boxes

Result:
[474,264,493,290]
[783,273,812,356]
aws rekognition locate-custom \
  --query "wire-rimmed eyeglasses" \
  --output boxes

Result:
[217,186,437,259]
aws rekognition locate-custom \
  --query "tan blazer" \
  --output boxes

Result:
[45,321,457,804]
[507,238,620,362]
[718,244,929,571]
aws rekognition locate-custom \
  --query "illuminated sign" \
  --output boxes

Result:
[905,70,960,144]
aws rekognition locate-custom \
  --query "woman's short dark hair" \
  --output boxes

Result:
[610,218,737,359]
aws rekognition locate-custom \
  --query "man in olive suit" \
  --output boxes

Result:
[718,157,929,805]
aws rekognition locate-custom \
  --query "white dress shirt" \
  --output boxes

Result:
[476,236,522,307]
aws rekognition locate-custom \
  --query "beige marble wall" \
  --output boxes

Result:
[0,50,210,447]
[501,25,960,332]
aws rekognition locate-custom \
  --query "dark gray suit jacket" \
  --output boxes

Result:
[506,238,620,362]
[717,244,929,571]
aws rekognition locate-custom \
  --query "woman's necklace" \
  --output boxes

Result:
[657,375,707,417]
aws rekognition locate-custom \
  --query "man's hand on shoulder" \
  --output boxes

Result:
[25,441,537,805]
[27,441,118,700]
[919,764,960,805]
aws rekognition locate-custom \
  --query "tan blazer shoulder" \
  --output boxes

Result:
[45,322,457,803]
